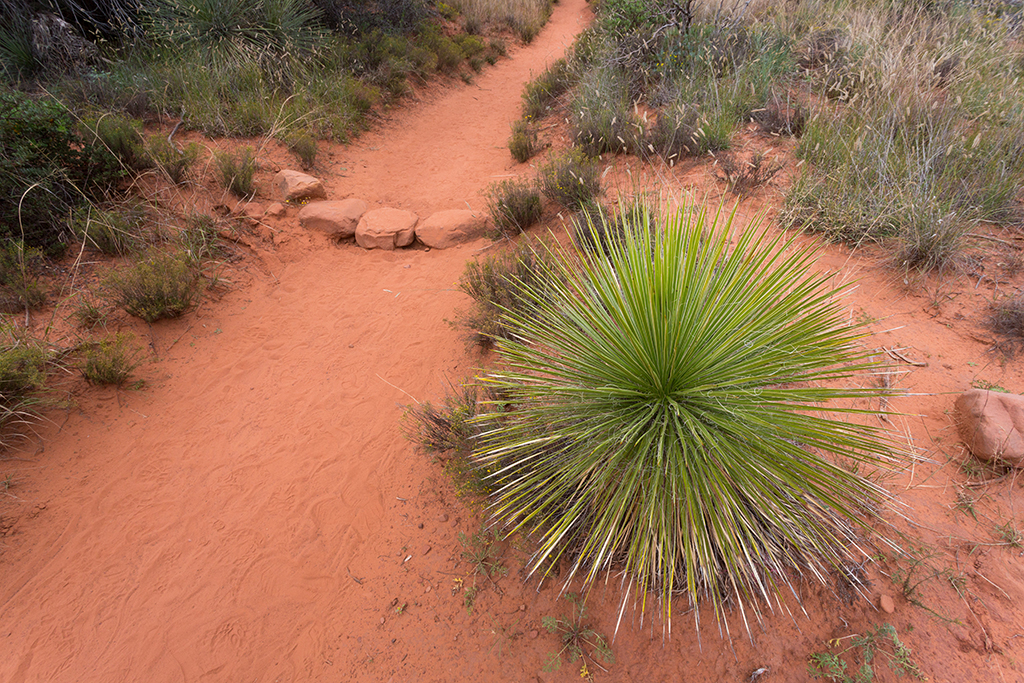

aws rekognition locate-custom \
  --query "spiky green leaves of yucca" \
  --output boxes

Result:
[473,204,896,636]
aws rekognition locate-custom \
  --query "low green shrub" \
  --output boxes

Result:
[0,333,48,397]
[214,147,257,198]
[0,326,51,447]
[287,133,318,170]
[147,136,201,185]
[105,252,201,322]
[73,205,149,256]
[82,115,151,174]
[82,333,143,385]
[539,149,601,210]
[508,120,539,163]
[421,26,465,73]
[486,177,543,237]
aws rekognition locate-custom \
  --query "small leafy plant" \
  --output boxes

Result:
[105,252,201,322]
[82,333,143,386]
[459,527,507,579]
[541,593,614,677]
[808,623,925,682]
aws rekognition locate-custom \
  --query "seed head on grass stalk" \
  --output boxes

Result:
[472,203,899,637]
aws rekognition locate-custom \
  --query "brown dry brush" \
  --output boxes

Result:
[718,151,784,195]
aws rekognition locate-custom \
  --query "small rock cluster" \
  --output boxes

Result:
[272,169,487,250]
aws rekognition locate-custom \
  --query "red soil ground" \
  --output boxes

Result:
[3,0,1024,681]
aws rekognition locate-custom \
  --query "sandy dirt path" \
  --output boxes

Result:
[0,3,591,681]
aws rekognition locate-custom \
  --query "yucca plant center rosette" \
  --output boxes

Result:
[472,204,897,635]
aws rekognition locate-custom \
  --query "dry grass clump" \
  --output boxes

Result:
[990,294,1024,352]
[781,2,1024,268]
[214,147,257,198]
[449,0,553,43]
[718,151,784,195]
[571,68,644,155]
[73,205,150,256]
[522,58,575,120]
[486,177,543,237]
[539,149,602,210]
[456,240,554,346]
[147,136,201,185]
[507,119,540,163]
[287,133,318,170]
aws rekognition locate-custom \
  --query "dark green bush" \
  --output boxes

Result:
[105,252,201,322]
[0,90,83,254]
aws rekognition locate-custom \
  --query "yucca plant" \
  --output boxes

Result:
[472,204,897,634]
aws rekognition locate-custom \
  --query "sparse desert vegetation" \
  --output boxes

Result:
[4,0,1024,681]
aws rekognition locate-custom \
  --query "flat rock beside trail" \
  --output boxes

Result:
[355,207,418,250]
[273,169,326,201]
[956,388,1024,467]
[298,199,368,238]
[416,209,488,249]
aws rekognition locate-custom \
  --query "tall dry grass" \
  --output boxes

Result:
[448,0,553,42]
